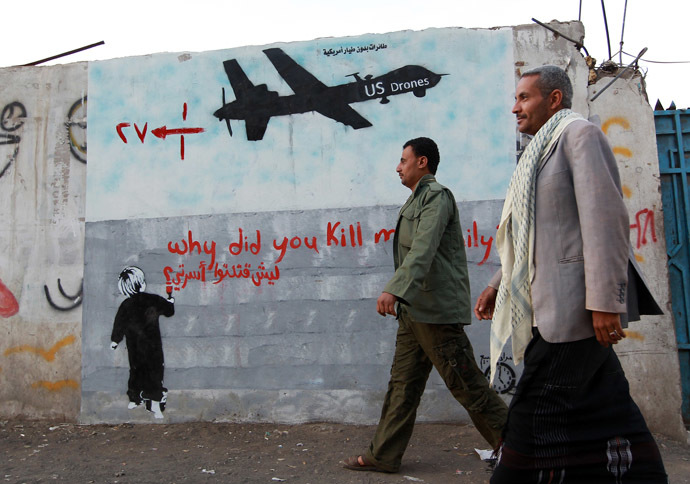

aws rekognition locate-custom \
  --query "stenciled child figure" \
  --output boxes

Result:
[110,266,175,419]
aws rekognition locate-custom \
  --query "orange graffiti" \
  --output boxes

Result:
[612,146,633,158]
[4,335,76,362]
[31,380,79,391]
[602,117,630,135]
[624,330,645,342]
[622,185,633,198]
[603,117,633,164]
[634,253,645,263]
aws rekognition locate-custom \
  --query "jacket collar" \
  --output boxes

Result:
[400,174,436,213]
[412,174,436,195]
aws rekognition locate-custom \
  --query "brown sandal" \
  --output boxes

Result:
[342,455,389,472]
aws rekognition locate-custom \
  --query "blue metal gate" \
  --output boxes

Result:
[654,109,690,424]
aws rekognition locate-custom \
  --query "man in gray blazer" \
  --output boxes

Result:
[474,65,667,483]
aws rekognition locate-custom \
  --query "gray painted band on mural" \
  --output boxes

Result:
[81,199,514,423]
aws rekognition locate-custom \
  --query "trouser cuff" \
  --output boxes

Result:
[364,448,400,473]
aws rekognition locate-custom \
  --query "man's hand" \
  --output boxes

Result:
[110,341,118,350]
[592,311,626,347]
[474,286,498,320]
[377,292,397,317]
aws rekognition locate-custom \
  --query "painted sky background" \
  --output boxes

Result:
[3,0,687,109]
[86,28,515,221]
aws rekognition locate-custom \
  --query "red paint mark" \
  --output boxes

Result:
[164,266,174,296]
[477,235,493,266]
[0,278,19,318]
[161,218,500,290]
[168,230,217,269]
[116,122,130,143]
[273,235,319,263]
[375,228,395,244]
[116,103,203,160]
[134,122,148,143]
[165,260,281,289]
[465,221,495,265]
[630,208,658,249]
[228,228,262,256]
[326,221,363,247]
[466,221,479,247]
[151,126,205,139]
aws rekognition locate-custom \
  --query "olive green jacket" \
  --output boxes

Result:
[383,174,472,324]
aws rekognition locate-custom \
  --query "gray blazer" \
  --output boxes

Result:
[490,119,661,343]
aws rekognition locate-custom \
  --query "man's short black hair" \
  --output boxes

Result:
[403,137,440,174]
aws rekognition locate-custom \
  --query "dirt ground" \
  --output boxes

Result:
[1,420,688,484]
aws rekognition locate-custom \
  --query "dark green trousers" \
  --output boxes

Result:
[365,309,507,472]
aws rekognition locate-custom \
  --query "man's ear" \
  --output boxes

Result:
[417,155,429,170]
[549,89,564,110]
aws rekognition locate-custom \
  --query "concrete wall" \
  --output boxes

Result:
[0,20,685,440]
[81,26,517,424]
[0,63,87,418]
[588,75,686,440]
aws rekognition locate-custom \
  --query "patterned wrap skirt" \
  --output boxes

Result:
[490,329,668,483]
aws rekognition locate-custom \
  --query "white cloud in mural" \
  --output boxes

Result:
[86,28,515,222]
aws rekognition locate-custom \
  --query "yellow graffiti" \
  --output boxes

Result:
[625,330,645,342]
[613,146,633,158]
[602,116,630,135]
[603,117,633,166]
[31,380,79,392]
[4,335,76,362]
[622,185,633,198]
[634,252,645,263]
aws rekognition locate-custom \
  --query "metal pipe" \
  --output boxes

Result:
[601,0,613,60]
[620,0,628,65]
[21,41,105,66]
[531,18,590,57]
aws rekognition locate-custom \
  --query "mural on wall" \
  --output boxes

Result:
[213,47,444,141]
[0,101,25,179]
[82,28,517,423]
[479,352,516,395]
[110,267,175,419]
[86,28,516,222]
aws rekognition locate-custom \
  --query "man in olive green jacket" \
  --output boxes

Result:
[343,137,507,473]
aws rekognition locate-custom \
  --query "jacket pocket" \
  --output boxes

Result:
[559,255,584,264]
[398,206,421,248]
[434,336,475,391]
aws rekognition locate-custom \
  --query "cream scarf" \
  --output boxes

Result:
[489,109,583,381]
